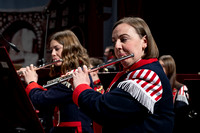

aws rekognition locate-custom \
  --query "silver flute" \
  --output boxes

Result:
[17,59,63,75]
[43,54,134,88]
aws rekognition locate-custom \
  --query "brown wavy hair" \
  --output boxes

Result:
[49,30,90,77]
[112,17,159,59]
[159,55,183,89]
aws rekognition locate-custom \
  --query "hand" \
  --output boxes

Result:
[17,67,26,77]
[62,70,73,86]
[72,65,90,89]
[23,64,38,84]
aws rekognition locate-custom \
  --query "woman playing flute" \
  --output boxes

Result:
[19,30,95,133]
[72,17,175,133]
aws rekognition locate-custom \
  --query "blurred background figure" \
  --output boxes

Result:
[104,45,115,62]
[89,57,105,94]
[159,55,190,133]
[103,45,122,72]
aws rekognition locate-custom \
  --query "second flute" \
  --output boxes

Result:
[43,54,134,88]
[17,59,63,75]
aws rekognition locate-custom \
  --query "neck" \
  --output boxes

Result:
[123,58,141,69]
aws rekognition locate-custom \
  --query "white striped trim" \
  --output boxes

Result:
[118,69,163,114]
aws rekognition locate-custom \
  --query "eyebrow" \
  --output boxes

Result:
[50,45,62,49]
[119,34,130,37]
[112,33,130,39]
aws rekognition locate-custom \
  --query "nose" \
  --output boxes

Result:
[51,49,56,57]
[115,39,122,50]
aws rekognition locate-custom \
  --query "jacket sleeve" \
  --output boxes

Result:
[72,69,164,125]
[26,82,73,106]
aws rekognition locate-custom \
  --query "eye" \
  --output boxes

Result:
[120,37,127,43]
[55,46,63,51]
[55,47,60,51]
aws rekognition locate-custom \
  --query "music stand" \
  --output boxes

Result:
[0,46,44,133]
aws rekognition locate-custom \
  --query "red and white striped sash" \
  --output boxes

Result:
[117,69,163,114]
[174,85,189,105]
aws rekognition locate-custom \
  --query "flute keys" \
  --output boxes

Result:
[47,78,60,84]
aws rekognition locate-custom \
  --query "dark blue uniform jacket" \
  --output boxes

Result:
[26,77,94,133]
[72,58,174,133]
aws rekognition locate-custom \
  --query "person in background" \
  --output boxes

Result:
[18,30,94,133]
[89,57,105,94]
[103,45,122,72]
[104,45,115,62]
[159,55,190,133]
[71,17,174,133]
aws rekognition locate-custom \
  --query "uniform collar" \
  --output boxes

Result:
[107,58,158,92]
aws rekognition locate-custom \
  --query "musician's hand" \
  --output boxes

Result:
[17,67,26,77]
[23,64,38,84]
[61,71,73,88]
[73,65,90,89]
[61,70,72,78]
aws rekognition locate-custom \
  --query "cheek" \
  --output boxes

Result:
[128,44,143,57]
[126,41,142,53]
[58,50,63,57]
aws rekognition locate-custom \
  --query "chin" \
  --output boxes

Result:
[121,61,129,69]
[121,60,134,69]
[55,62,62,66]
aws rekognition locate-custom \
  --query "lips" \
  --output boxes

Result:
[52,58,60,62]
[117,53,127,58]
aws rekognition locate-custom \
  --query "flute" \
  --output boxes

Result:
[43,54,134,88]
[17,59,63,75]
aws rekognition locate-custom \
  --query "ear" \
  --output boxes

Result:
[142,35,147,50]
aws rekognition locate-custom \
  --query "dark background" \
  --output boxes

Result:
[0,0,199,74]
[142,0,199,74]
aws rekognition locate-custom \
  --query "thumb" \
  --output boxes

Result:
[82,65,88,73]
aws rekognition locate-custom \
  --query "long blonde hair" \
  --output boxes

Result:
[49,30,90,77]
